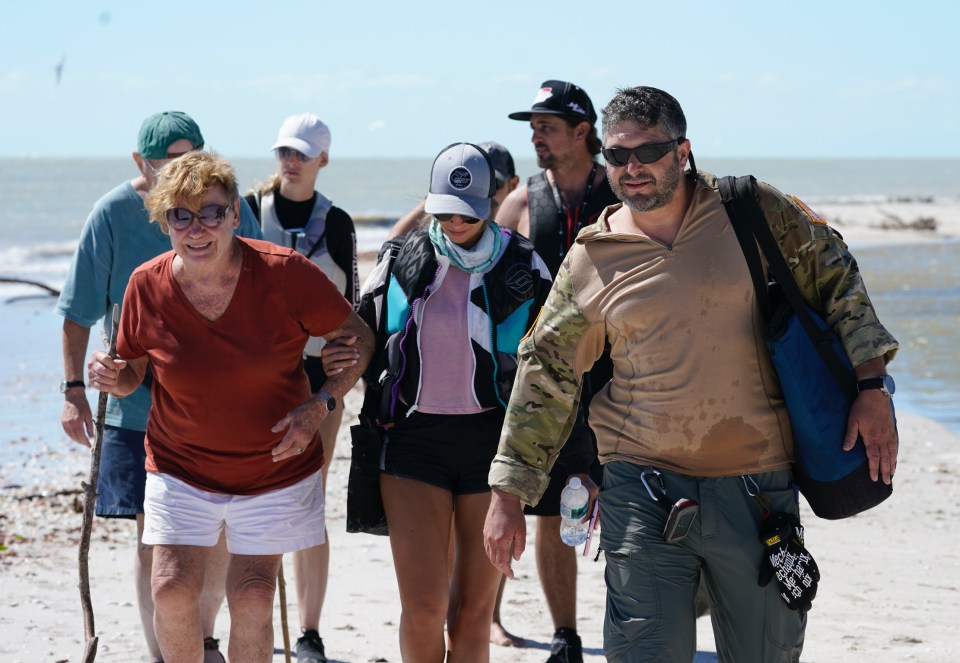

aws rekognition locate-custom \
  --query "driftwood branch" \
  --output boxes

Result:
[78,304,119,663]
[278,563,291,663]
[0,276,60,296]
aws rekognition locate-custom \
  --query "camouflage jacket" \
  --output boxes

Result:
[488,171,899,506]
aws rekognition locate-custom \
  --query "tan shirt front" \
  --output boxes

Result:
[574,189,793,475]
[490,175,899,506]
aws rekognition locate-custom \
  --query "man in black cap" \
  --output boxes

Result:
[493,79,621,663]
[498,79,620,276]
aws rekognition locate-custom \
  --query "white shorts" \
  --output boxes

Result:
[143,471,326,555]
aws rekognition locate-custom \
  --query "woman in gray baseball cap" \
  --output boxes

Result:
[327,142,551,660]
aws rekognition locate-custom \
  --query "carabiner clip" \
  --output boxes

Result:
[641,469,667,503]
[741,475,760,497]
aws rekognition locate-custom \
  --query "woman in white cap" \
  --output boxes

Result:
[245,113,358,663]
[330,143,551,660]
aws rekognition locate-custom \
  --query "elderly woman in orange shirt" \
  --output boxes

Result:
[87,151,373,663]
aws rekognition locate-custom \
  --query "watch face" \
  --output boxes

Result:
[882,374,896,395]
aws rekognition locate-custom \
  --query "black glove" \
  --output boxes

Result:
[757,512,819,612]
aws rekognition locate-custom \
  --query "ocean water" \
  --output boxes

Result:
[0,158,957,476]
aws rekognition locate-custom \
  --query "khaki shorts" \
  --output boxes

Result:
[143,470,326,555]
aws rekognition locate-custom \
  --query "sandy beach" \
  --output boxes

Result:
[2,204,959,662]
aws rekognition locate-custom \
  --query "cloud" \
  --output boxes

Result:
[367,120,386,133]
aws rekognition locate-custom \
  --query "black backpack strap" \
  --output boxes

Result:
[719,176,770,320]
[720,175,856,397]
[357,239,404,424]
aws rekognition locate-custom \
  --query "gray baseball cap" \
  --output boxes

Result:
[424,142,495,219]
[477,141,515,184]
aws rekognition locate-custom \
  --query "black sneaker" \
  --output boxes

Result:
[296,629,328,663]
[203,636,225,663]
[546,627,583,663]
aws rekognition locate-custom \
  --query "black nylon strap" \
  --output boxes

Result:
[718,176,770,319]
[719,175,857,398]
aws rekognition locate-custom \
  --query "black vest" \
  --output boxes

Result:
[527,170,620,277]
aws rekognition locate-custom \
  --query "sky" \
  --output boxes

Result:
[1,1,958,159]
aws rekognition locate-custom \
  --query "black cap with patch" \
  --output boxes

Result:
[508,80,597,126]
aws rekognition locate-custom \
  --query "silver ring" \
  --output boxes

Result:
[296,447,304,455]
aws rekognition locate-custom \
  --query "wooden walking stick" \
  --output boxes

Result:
[77,304,119,663]
[278,562,292,663]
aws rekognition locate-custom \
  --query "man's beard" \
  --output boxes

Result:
[536,151,556,170]
[611,153,682,213]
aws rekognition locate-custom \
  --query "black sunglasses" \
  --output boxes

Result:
[165,204,233,230]
[434,213,483,224]
[601,137,685,167]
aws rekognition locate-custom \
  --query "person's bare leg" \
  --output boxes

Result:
[199,531,228,661]
[152,544,210,663]
[225,553,283,663]
[490,574,525,647]
[535,516,577,630]
[135,515,164,662]
[446,491,503,663]
[381,474,454,662]
[292,542,326,628]
[293,408,342,636]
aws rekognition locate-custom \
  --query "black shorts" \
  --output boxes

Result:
[381,409,504,495]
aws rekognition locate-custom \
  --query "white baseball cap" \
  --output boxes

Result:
[271,113,331,158]
[424,142,495,220]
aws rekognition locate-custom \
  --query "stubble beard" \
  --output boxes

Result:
[612,154,682,213]
[537,151,557,170]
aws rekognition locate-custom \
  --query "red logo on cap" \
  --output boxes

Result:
[533,87,554,104]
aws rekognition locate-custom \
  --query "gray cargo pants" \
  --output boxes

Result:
[599,462,806,663]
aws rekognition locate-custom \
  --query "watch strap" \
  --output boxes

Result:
[61,379,85,392]
[856,376,892,395]
[317,389,337,412]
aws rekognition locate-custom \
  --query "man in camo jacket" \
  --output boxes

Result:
[484,86,899,663]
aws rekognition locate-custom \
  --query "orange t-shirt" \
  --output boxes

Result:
[118,238,351,495]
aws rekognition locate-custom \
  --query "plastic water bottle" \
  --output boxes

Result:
[559,477,590,546]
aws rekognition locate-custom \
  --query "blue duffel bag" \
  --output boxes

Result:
[766,293,893,518]
[720,175,894,519]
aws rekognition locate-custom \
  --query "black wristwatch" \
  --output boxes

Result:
[60,380,85,393]
[317,389,337,412]
[856,375,896,397]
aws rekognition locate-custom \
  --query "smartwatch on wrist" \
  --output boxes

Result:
[60,380,85,393]
[317,389,337,412]
[856,374,895,397]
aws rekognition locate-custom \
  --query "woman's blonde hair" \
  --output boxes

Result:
[146,152,239,233]
[249,172,282,199]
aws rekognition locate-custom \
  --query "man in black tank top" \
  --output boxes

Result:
[495,79,618,663]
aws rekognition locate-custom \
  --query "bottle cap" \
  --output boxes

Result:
[568,477,582,489]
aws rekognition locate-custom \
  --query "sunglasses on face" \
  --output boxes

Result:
[601,137,685,167]
[165,204,233,230]
[434,213,483,224]
[274,146,312,162]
